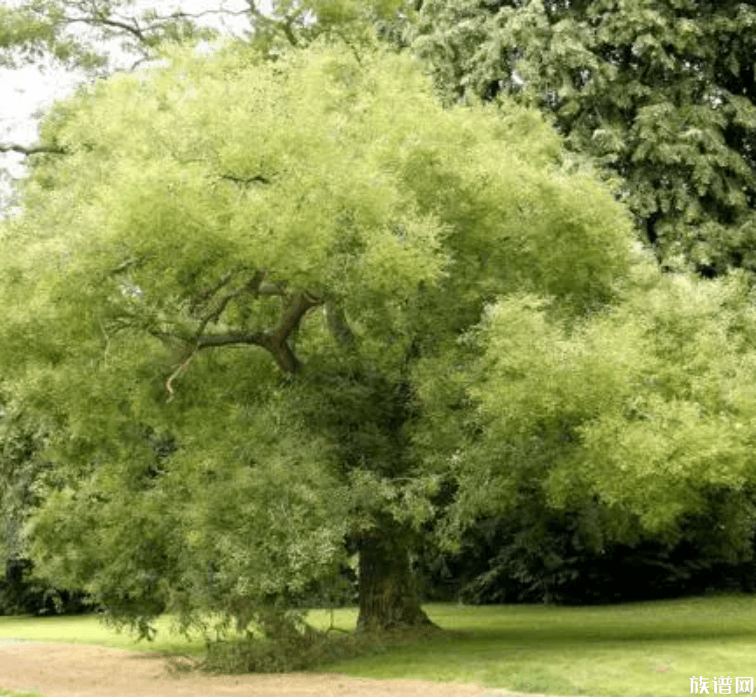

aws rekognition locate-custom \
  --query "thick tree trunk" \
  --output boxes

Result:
[356,524,436,632]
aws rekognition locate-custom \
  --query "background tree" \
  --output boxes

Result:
[419,495,756,606]
[411,0,756,278]
[0,36,634,641]
[0,0,414,76]
[1,0,241,74]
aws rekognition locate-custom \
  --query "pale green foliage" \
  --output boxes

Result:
[2,40,631,370]
[420,269,756,548]
[0,38,634,634]
[23,374,350,636]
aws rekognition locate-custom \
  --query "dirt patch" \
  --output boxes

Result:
[0,641,546,697]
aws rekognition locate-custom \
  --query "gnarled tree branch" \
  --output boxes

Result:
[220,173,271,186]
[66,15,146,42]
[163,277,326,400]
[192,289,324,372]
[0,143,68,156]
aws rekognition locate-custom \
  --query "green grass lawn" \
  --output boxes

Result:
[0,612,209,656]
[2,595,756,697]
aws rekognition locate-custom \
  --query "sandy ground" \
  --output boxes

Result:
[0,640,548,697]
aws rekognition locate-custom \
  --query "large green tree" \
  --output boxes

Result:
[411,0,756,278]
[0,38,634,637]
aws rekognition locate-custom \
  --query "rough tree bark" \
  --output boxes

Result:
[356,521,436,631]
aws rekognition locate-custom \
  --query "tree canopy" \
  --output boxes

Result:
[6,1,756,283]
[0,36,644,639]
